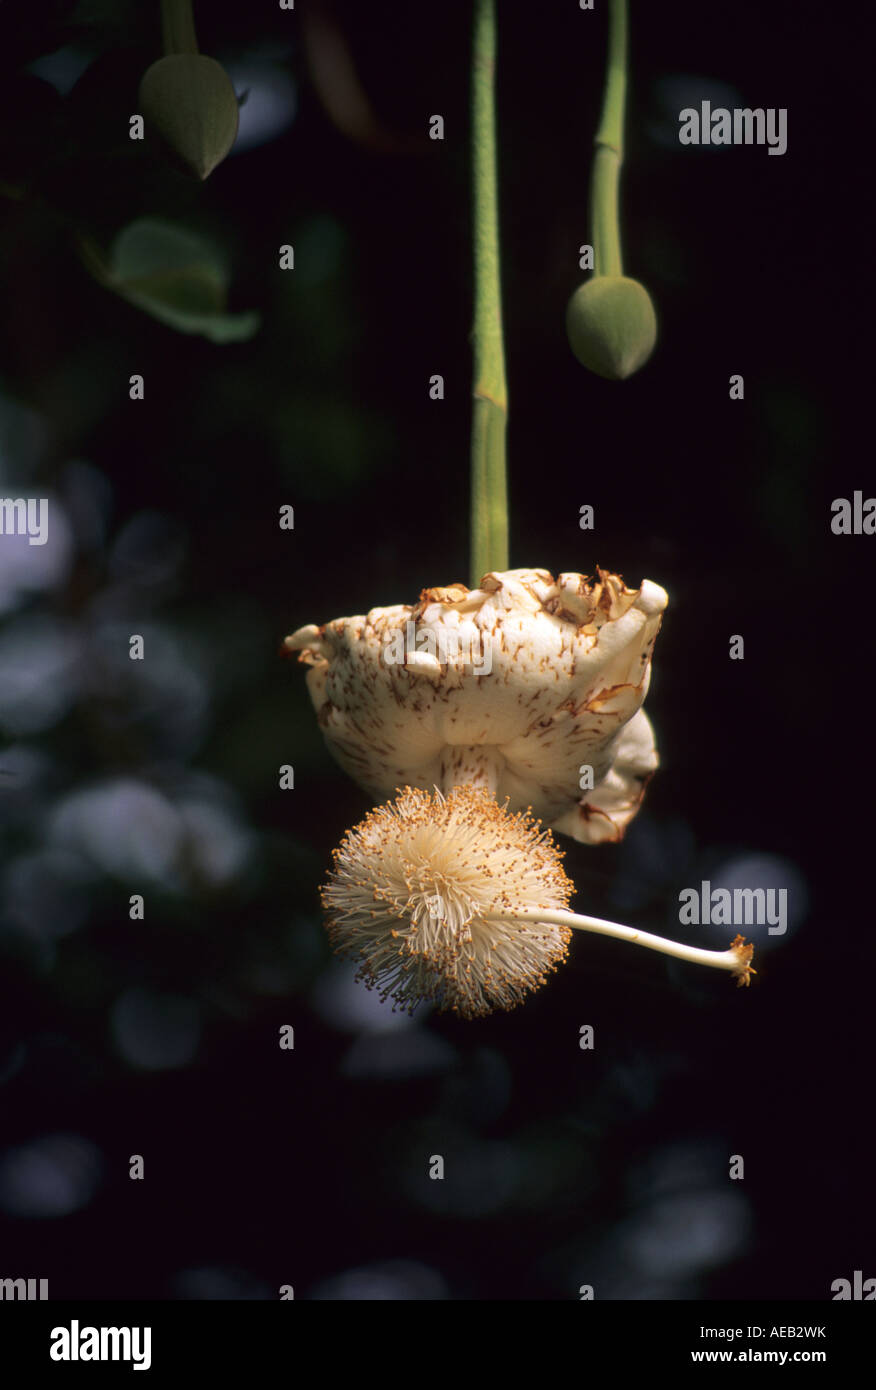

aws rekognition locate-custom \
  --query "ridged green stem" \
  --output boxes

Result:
[469,0,508,588]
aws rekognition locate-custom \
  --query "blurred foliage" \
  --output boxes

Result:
[101,218,260,341]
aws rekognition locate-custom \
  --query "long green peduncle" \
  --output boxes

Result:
[591,0,627,278]
[469,0,508,588]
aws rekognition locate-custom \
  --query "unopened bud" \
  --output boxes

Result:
[138,54,239,181]
[565,275,657,381]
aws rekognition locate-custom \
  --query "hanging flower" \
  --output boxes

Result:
[287,567,755,1015]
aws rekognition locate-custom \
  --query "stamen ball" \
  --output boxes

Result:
[322,785,575,1019]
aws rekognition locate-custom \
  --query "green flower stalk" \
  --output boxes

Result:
[160,0,199,55]
[590,0,627,280]
[469,0,509,587]
[566,0,657,380]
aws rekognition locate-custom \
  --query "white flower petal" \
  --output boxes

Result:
[286,566,667,843]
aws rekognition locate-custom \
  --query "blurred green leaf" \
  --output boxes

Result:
[104,218,260,343]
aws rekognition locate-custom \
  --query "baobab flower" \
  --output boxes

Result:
[287,567,755,1016]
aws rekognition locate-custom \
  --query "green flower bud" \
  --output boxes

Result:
[138,54,239,181]
[565,275,657,381]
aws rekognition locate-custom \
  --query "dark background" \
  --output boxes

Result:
[0,0,871,1300]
